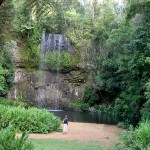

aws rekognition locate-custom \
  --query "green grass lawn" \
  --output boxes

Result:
[30,139,108,150]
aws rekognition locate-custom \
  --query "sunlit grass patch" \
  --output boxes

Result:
[30,139,107,150]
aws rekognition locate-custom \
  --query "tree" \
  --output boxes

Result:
[93,0,150,124]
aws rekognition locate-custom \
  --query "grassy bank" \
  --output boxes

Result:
[30,139,107,150]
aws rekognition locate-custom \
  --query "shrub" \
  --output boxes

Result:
[98,104,114,113]
[83,86,100,106]
[114,95,142,125]
[0,41,14,96]
[116,120,150,150]
[117,122,129,129]
[45,51,79,71]
[0,104,61,133]
[80,103,89,112]
[141,100,150,121]
[66,99,82,110]
[0,126,33,150]
[0,97,32,108]
[94,104,99,110]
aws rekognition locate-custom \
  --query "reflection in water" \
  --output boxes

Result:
[50,111,118,125]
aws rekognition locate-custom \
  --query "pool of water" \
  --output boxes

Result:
[49,110,118,125]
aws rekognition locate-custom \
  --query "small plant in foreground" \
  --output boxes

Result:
[116,120,150,150]
[0,126,33,150]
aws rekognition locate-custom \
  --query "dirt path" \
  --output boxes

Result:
[26,122,124,147]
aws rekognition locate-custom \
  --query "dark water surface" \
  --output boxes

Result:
[50,111,118,125]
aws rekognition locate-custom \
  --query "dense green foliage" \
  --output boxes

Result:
[66,99,114,113]
[0,45,14,97]
[0,126,33,150]
[66,99,90,112]
[116,120,150,150]
[83,86,100,106]
[0,97,33,108]
[13,0,82,69]
[15,2,41,68]
[141,78,150,120]
[92,0,150,125]
[80,103,89,112]
[66,99,83,111]
[0,43,14,96]
[0,104,60,133]
[45,51,79,71]
[0,1,14,96]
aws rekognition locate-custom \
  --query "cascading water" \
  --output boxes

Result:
[116,0,126,16]
[14,88,17,99]
[41,33,73,52]
[55,35,62,109]
[36,32,46,108]
[36,32,73,109]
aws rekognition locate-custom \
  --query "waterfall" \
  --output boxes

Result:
[55,35,61,110]
[40,33,73,53]
[14,88,17,99]
[36,32,46,108]
[115,0,126,17]
[36,32,73,109]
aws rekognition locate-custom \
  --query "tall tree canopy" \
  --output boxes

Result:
[93,0,150,124]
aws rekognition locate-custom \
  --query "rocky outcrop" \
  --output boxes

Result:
[7,68,88,109]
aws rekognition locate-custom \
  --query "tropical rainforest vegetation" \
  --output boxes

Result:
[0,0,150,149]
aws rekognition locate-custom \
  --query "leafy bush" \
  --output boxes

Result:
[117,122,129,129]
[0,97,33,108]
[83,86,100,106]
[20,45,40,68]
[114,95,141,125]
[116,120,150,150]
[18,20,41,69]
[141,100,150,121]
[0,126,33,150]
[141,108,150,121]
[142,80,150,120]
[93,1,150,126]
[80,103,89,112]
[45,51,79,71]
[0,104,61,133]
[66,99,82,110]
[0,42,14,96]
[145,79,150,101]
[94,104,99,110]
[98,104,114,113]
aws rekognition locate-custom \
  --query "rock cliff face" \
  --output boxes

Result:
[7,35,90,109]
[8,68,88,109]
